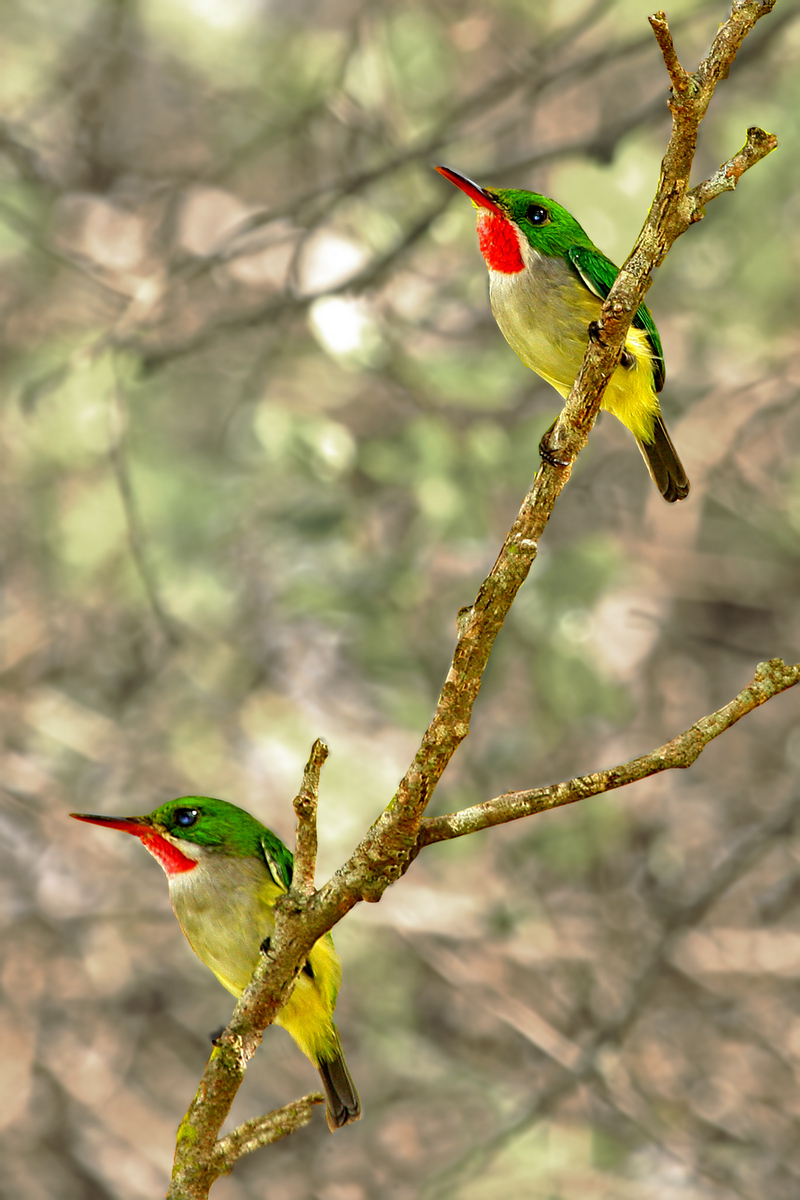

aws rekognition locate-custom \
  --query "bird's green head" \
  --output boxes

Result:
[71,796,293,885]
[436,164,594,272]
[146,797,273,851]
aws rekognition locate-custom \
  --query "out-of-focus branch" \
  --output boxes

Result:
[108,376,182,647]
[0,121,58,190]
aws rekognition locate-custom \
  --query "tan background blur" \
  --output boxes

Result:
[2,0,800,1197]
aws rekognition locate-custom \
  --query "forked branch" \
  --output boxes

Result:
[551,1,777,456]
[356,0,778,896]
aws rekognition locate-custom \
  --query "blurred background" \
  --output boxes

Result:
[2,0,800,1196]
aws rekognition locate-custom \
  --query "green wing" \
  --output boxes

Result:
[567,245,665,393]
[260,829,294,890]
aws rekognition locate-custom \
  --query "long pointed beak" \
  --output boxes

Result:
[435,165,503,215]
[70,812,154,839]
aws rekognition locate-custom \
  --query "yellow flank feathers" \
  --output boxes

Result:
[595,326,660,445]
[488,257,659,444]
[276,934,343,1063]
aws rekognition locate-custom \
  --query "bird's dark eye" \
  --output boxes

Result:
[526,204,549,225]
[175,808,199,828]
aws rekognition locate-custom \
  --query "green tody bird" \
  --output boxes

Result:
[436,165,689,502]
[71,797,360,1133]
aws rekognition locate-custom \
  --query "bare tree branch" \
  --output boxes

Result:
[689,124,778,208]
[164,4,785,1193]
[171,1093,322,1197]
[211,1094,323,1175]
[418,657,800,847]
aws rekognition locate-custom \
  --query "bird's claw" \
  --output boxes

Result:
[539,419,571,468]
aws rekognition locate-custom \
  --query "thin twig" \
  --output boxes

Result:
[291,739,328,896]
[212,1093,324,1172]
[689,124,778,211]
[648,10,691,96]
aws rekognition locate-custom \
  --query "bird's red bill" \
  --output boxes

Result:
[70,812,197,874]
[70,812,151,837]
[435,165,502,215]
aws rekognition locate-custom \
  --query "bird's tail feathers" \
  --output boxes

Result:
[317,1041,361,1132]
[636,415,690,503]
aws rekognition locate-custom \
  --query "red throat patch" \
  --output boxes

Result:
[141,831,197,875]
[476,211,524,274]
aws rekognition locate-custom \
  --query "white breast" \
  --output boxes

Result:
[488,249,602,398]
